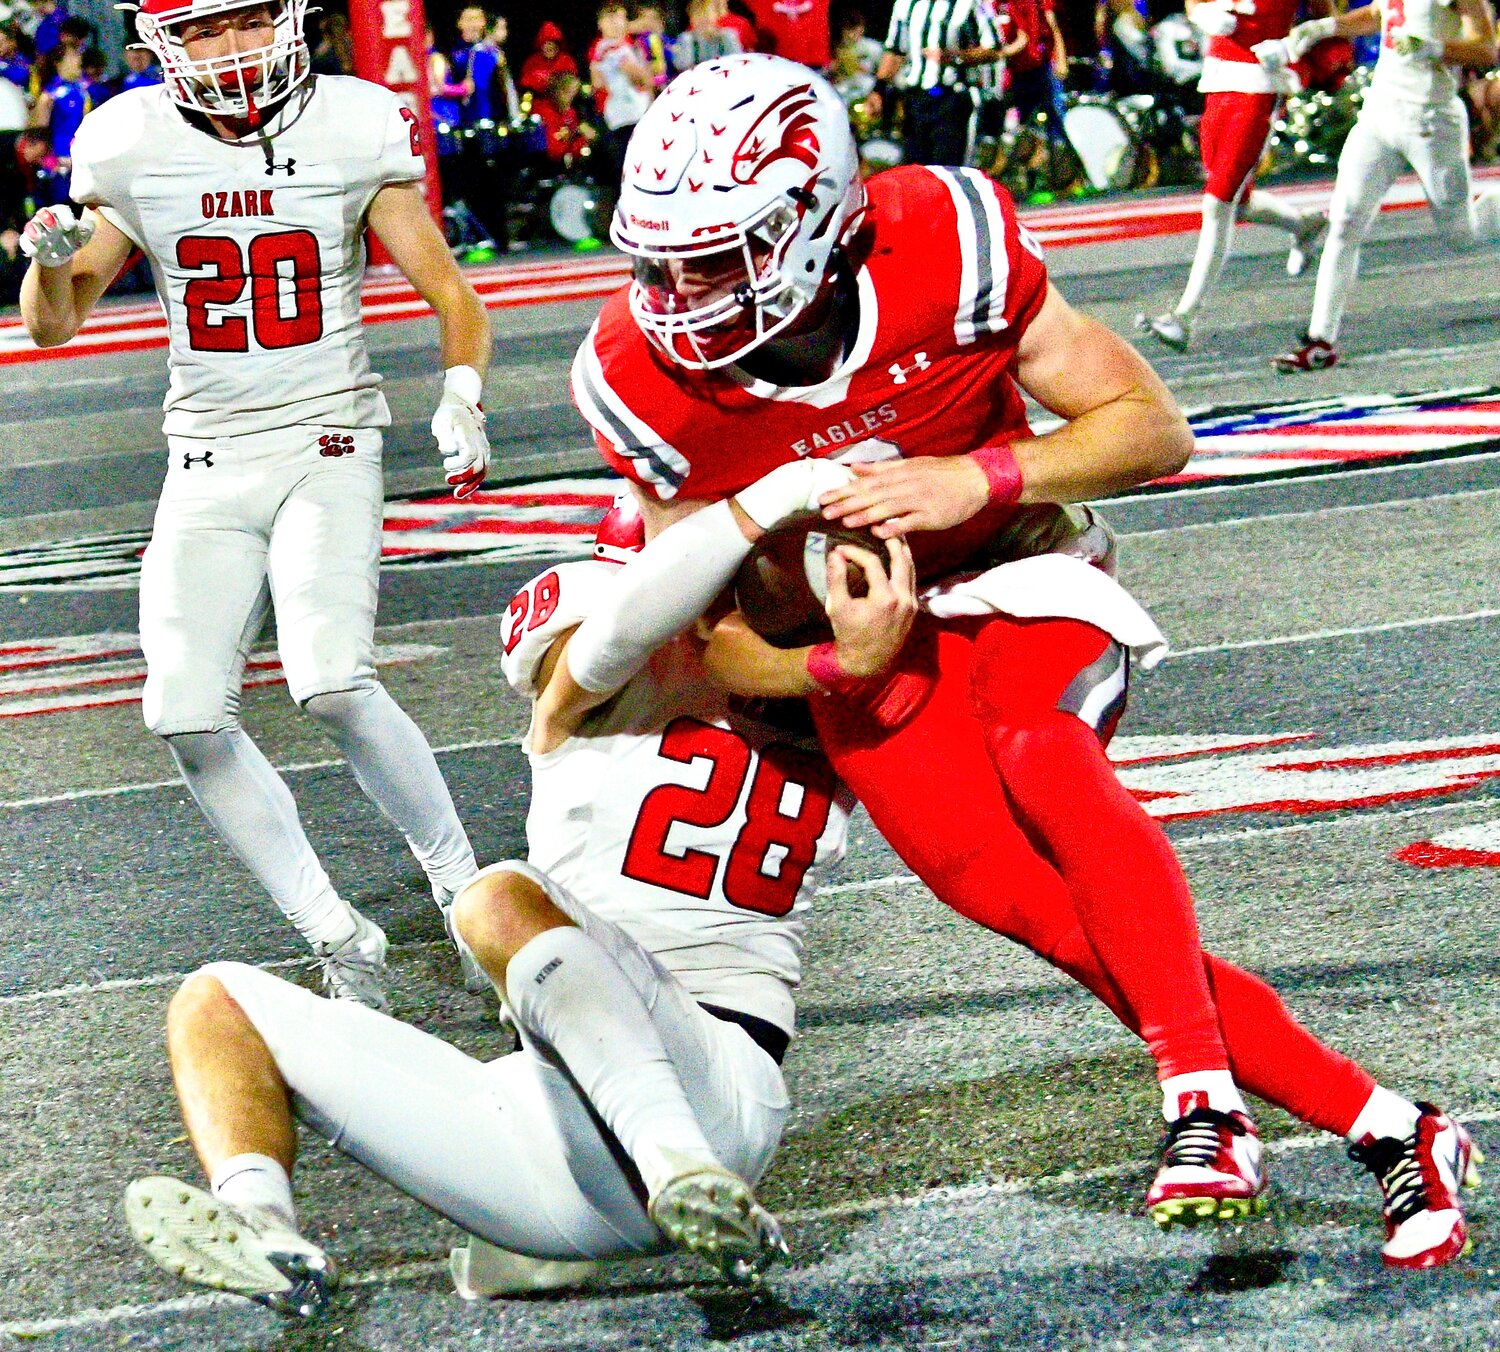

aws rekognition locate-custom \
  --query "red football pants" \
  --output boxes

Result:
[811,616,1374,1134]
[1199,90,1279,203]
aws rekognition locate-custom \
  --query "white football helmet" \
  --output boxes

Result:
[128,0,311,121]
[611,54,867,371]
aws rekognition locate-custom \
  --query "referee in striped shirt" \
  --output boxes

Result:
[872,0,1002,168]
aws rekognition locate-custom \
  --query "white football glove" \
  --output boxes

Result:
[1189,1,1238,38]
[431,365,489,500]
[1392,30,1443,60]
[1251,36,1293,73]
[733,458,856,532]
[1285,15,1337,60]
[20,204,95,268]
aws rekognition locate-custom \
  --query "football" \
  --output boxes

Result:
[734,512,883,649]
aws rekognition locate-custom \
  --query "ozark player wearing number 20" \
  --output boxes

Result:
[19,0,495,1007]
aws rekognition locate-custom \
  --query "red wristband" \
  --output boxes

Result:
[806,641,937,730]
[970,442,1024,507]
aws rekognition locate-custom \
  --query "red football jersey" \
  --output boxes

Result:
[573,166,1049,569]
[1206,0,1300,63]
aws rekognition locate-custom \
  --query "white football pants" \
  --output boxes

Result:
[202,866,789,1259]
[141,426,474,928]
[1310,95,1500,342]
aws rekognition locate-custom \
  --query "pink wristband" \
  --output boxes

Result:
[806,642,867,697]
[970,442,1024,507]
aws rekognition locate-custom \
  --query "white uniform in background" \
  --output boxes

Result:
[67,76,477,990]
[1303,0,1500,345]
[201,558,852,1264]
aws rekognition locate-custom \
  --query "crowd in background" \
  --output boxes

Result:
[6,0,1500,294]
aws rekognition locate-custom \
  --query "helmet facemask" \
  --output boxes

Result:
[624,199,815,370]
[131,0,310,122]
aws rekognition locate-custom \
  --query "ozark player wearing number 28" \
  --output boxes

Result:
[18,0,495,1007]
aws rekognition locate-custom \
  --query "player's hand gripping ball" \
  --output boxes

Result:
[734,511,884,649]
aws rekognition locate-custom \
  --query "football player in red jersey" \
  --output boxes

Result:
[558,53,1479,1263]
[1136,0,1333,352]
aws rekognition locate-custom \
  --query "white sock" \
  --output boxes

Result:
[1346,1085,1422,1144]
[168,729,358,949]
[1174,194,1236,322]
[1471,189,1500,242]
[1239,189,1305,232]
[304,685,476,893]
[506,926,717,1198]
[210,1153,296,1228]
[1308,216,1363,343]
[1161,1070,1248,1121]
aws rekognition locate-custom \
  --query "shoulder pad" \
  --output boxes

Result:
[500,560,623,698]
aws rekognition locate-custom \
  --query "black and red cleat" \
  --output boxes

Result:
[1272,335,1339,373]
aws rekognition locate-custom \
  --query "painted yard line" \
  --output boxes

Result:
[5,1107,1496,1340]
[1165,608,1500,658]
[1171,794,1500,851]
[1100,445,1500,504]
[1118,484,1500,537]
[0,734,522,811]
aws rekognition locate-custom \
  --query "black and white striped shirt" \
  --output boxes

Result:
[884,0,1001,92]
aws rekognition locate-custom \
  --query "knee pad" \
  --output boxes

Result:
[162,727,237,773]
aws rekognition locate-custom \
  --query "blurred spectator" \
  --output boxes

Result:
[536,69,595,163]
[1150,6,1201,93]
[487,12,522,119]
[520,20,578,96]
[718,0,759,52]
[673,0,741,69]
[828,8,883,99]
[745,0,829,67]
[1053,0,1103,91]
[1,20,31,92]
[32,38,93,160]
[81,42,108,103]
[590,0,653,183]
[450,5,519,252]
[1103,0,1151,94]
[117,43,161,92]
[1000,0,1070,146]
[310,10,353,75]
[630,2,673,91]
[30,0,64,58]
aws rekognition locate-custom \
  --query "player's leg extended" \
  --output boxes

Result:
[1410,97,1500,247]
[1278,111,1404,369]
[1139,92,1275,350]
[141,440,377,997]
[270,435,479,937]
[454,862,789,1283]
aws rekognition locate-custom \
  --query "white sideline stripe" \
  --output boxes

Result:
[0,735,522,810]
[5,1108,1496,1338]
[1165,609,1500,659]
[1099,446,1500,504]
[1120,485,1500,537]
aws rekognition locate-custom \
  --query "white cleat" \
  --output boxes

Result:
[314,911,389,1012]
[1135,311,1191,352]
[648,1163,788,1286]
[125,1176,336,1318]
[1287,214,1328,277]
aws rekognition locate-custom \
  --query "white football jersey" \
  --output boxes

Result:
[501,561,854,1036]
[69,77,426,438]
[1372,0,1463,105]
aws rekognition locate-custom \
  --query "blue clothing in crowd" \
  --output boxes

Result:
[45,75,94,157]
[449,41,499,125]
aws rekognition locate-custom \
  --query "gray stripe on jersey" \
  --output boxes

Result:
[573,342,687,496]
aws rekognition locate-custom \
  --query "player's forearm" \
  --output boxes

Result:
[20,261,86,347]
[436,280,492,376]
[1328,8,1379,38]
[702,613,820,698]
[1444,34,1499,68]
[1015,386,1192,501]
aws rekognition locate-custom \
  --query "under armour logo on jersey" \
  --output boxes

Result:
[182,451,214,470]
[888,353,930,385]
[263,157,297,177]
[317,434,355,457]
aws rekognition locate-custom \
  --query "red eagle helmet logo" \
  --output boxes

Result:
[730,85,821,186]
